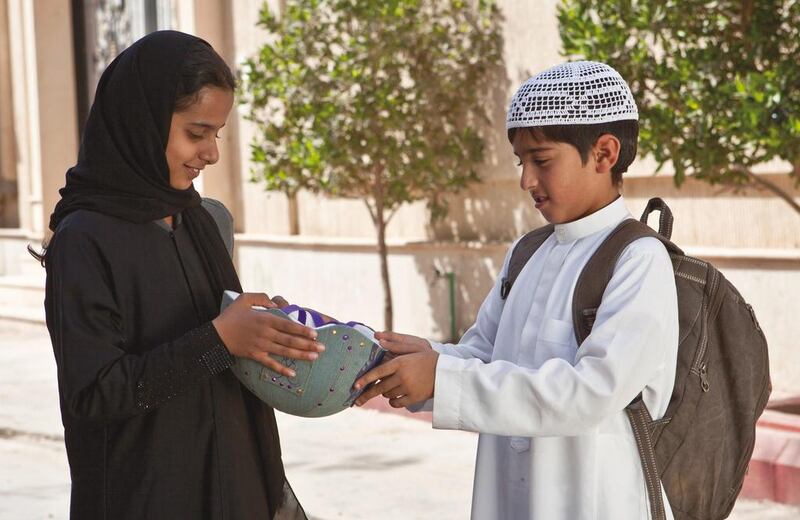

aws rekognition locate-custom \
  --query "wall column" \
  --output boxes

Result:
[0,0,19,227]
[32,0,79,238]
[173,0,244,230]
[6,0,78,239]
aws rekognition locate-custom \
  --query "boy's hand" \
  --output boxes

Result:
[352,350,439,408]
[270,295,290,307]
[374,331,431,362]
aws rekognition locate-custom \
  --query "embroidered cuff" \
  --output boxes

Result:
[193,322,234,375]
[135,322,233,412]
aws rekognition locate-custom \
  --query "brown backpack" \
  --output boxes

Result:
[501,198,771,520]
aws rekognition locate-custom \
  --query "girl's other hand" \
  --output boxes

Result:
[212,293,325,377]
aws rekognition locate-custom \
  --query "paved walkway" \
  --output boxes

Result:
[1,321,798,519]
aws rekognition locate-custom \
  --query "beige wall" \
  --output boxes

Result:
[229,0,289,235]
[0,0,18,227]
[4,0,78,238]
[224,0,564,238]
[184,0,245,230]
[0,0,797,398]
[221,0,800,400]
[33,0,78,239]
[234,237,507,343]
[222,0,800,245]
[233,234,800,399]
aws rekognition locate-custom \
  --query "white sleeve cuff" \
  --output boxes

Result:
[430,340,463,359]
[406,399,433,413]
[432,353,466,430]
[429,340,447,353]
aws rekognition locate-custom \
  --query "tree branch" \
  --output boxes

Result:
[363,199,377,225]
[744,168,800,215]
[385,205,399,225]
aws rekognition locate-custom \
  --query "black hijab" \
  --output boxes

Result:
[50,30,242,305]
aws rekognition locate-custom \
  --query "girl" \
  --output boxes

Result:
[40,31,318,519]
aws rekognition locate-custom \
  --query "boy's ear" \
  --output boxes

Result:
[593,134,621,175]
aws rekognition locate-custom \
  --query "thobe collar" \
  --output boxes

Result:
[553,196,629,244]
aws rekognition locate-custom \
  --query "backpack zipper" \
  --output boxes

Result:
[691,269,721,389]
[699,363,710,392]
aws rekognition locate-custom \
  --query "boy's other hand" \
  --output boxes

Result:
[352,350,439,408]
[270,294,290,307]
[374,331,431,362]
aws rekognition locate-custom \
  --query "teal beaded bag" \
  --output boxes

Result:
[221,291,386,417]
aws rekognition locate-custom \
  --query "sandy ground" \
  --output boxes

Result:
[1,321,798,520]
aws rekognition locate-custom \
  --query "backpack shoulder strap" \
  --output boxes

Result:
[201,197,234,259]
[500,224,554,299]
[570,198,684,520]
[572,204,683,345]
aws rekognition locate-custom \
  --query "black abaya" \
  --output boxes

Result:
[43,30,301,519]
[45,206,300,519]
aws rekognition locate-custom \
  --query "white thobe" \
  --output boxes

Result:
[419,197,678,519]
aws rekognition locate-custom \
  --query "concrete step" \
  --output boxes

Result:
[742,409,800,506]
[0,274,45,308]
[0,274,45,324]
[0,234,45,277]
[0,304,45,325]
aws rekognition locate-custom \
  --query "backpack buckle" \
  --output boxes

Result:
[500,278,511,300]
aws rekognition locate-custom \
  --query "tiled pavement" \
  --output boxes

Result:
[1,321,798,520]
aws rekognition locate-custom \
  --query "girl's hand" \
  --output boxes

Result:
[212,293,325,377]
[271,295,337,324]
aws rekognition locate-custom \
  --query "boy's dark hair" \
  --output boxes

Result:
[173,40,236,112]
[507,120,639,186]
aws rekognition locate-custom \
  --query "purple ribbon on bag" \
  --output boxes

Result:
[280,305,373,331]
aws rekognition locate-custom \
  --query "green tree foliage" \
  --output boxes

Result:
[558,0,800,214]
[240,0,503,329]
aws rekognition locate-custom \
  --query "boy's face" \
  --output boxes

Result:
[512,129,618,224]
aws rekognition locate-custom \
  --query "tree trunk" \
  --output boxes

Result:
[288,191,300,235]
[375,204,393,331]
[372,170,393,331]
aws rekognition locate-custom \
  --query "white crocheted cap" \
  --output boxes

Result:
[506,61,638,129]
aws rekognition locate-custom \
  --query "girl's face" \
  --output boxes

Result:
[165,86,234,190]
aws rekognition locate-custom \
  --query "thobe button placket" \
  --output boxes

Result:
[509,436,530,452]
[519,245,566,366]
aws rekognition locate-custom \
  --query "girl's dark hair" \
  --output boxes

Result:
[28,243,46,267]
[507,120,639,186]
[173,40,236,112]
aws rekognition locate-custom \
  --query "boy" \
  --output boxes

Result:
[353,61,679,519]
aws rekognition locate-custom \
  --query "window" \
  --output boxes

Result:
[72,0,172,135]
